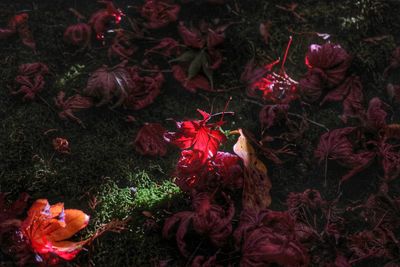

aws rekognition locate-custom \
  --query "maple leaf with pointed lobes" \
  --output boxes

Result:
[134,123,168,157]
[165,109,226,163]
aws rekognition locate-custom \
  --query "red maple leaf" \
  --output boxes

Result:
[165,109,226,163]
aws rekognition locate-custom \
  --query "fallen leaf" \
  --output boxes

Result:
[233,129,271,212]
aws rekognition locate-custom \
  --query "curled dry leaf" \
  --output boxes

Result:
[174,150,243,192]
[377,140,400,182]
[52,137,71,154]
[233,129,271,212]
[259,104,289,129]
[124,65,164,110]
[366,97,389,130]
[141,0,180,29]
[134,123,168,157]
[63,23,92,48]
[315,127,375,182]
[12,62,49,101]
[108,30,137,60]
[89,1,123,40]
[178,22,205,49]
[298,68,325,102]
[339,76,365,123]
[54,91,93,126]
[212,152,243,189]
[305,43,351,88]
[235,209,309,267]
[1,13,36,51]
[162,192,234,257]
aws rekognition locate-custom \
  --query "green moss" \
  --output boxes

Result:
[133,180,181,210]
[94,179,135,223]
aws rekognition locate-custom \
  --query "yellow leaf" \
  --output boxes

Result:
[233,129,272,212]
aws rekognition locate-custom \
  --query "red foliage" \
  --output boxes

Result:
[315,127,375,182]
[1,13,36,51]
[178,22,205,49]
[52,137,71,154]
[21,199,90,262]
[259,104,289,129]
[54,91,93,126]
[340,76,365,123]
[63,23,92,48]
[212,152,243,189]
[174,150,243,192]
[235,209,309,267]
[172,65,212,93]
[163,192,234,257]
[320,75,365,123]
[108,30,137,60]
[124,65,164,110]
[0,193,29,223]
[12,63,49,101]
[84,61,134,107]
[366,97,389,130]
[165,109,226,163]
[241,55,298,103]
[305,43,351,88]
[134,123,168,157]
[377,140,400,182]
[145,37,181,57]
[298,68,325,102]
[141,0,180,29]
[0,193,33,266]
[89,1,123,40]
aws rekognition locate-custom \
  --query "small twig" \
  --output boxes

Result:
[68,8,86,20]
[210,111,235,118]
[38,95,57,113]
[324,154,328,187]
[137,67,172,73]
[185,239,205,267]
[288,112,329,132]
[244,98,263,107]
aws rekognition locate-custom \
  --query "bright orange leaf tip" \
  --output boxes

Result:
[21,199,90,261]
